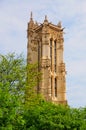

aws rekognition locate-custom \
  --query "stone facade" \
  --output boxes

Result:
[27,12,67,104]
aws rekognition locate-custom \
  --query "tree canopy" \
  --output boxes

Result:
[0,53,26,91]
[0,53,86,130]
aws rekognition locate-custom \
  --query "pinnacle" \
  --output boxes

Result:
[57,21,62,28]
[44,15,48,24]
[30,11,33,21]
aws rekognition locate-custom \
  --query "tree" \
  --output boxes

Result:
[0,53,26,129]
[0,53,42,129]
[1,53,86,130]
[0,53,26,92]
[23,101,86,130]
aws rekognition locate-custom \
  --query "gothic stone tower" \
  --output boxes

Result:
[27,13,67,104]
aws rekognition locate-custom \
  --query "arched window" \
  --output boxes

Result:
[50,39,52,70]
[55,78,57,97]
[54,40,57,72]
[51,77,52,96]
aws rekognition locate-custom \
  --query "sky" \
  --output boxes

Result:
[0,0,86,108]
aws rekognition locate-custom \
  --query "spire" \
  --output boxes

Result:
[45,15,47,21]
[28,11,34,29]
[30,11,33,21]
[44,15,48,24]
[35,21,38,26]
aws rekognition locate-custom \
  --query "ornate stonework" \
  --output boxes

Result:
[27,12,67,105]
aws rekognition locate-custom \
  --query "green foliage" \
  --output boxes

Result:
[0,53,86,130]
[0,53,26,129]
[25,63,42,106]
[24,101,86,130]
[0,53,26,92]
[0,82,25,130]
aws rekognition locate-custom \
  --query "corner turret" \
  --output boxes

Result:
[28,12,34,30]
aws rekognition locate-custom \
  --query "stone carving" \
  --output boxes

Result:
[41,59,51,68]
[31,46,37,51]
[27,13,67,105]
[59,63,66,74]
